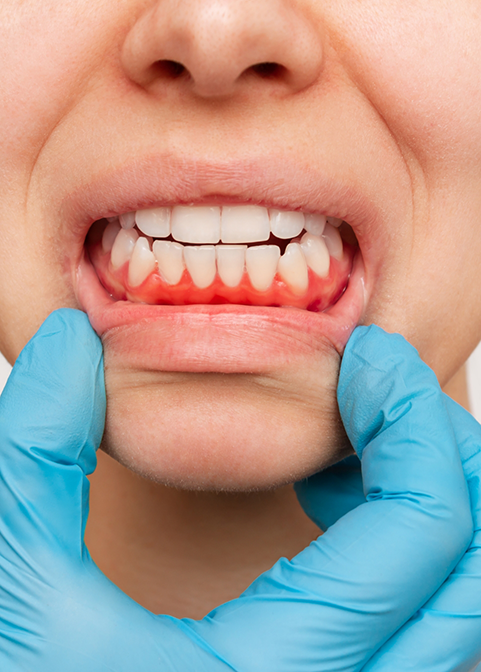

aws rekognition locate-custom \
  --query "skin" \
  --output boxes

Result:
[0,0,480,616]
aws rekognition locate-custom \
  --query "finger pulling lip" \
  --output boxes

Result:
[76,247,365,374]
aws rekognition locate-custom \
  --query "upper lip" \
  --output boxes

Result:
[61,151,379,257]
[62,151,377,338]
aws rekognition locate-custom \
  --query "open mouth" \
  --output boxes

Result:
[73,158,368,375]
[86,205,356,312]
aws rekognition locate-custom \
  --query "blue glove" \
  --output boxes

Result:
[296,326,481,671]
[0,310,474,671]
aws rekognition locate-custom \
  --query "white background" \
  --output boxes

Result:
[467,343,481,422]
[0,353,10,393]
[2,344,481,421]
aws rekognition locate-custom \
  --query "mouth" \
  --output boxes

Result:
[88,204,354,305]
[69,158,369,486]
[78,204,364,374]
[73,157,368,375]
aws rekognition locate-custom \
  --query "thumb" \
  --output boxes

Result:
[0,308,105,567]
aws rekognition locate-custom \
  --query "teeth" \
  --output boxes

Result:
[277,243,308,294]
[119,212,136,229]
[153,240,185,285]
[184,246,217,289]
[110,228,139,269]
[128,237,156,287]
[270,210,304,239]
[216,245,246,287]
[246,245,280,291]
[221,206,270,244]
[114,206,344,243]
[300,232,330,278]
[322,223,343,260]
[107,206,348,292]
[304,213,326,236]
[135,207,171,238]
[102,220,121,253]
[171,206,221,244]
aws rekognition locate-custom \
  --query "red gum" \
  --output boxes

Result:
[78,244,365,374]
[88,240,354,312]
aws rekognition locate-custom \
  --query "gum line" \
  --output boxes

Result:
[88,238,355,312]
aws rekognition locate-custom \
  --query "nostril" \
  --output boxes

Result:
[250,62,284,79]
[152,60,187,79]
[152,60,285,84]
[122,0,324,97]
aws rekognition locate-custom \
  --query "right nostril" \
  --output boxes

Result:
[152,60,187,79]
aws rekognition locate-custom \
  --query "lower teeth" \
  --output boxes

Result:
[103,220,343,294]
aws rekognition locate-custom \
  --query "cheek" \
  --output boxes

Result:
[363,209,481,388]
[0,222,79,361]
[332,1,481,168]
[100,340,351,491]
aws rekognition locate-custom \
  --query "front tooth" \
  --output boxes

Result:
[269,210,304,239]
[277,243,308,294]
[135,207,171,238]
[102,220,121,253]
[171,206,221,244]
[216,245,246,287]
[300,232,330,278]
[323,223,344,260]
[184,245,216,288]
[128,237,156,287]
[221,206,270,244]
[119,212,136,229]
[327,216,343,228]
[246,245,280,291]
[304,213,326,236]
[110,228,139,269]
[153,240,185,285]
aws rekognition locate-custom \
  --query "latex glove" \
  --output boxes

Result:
[296,326,481,671]
[0,311,473,671]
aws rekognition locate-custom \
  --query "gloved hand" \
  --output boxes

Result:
[296,326,481,671]
[0,310,475,671]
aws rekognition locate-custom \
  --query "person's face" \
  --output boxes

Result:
[1,0,481,490]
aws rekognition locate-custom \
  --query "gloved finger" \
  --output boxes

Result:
[294,455,365,531]
[184,326,473,672]
[0,308,105,569]
[296,374,481,672]
[361,395,481,672]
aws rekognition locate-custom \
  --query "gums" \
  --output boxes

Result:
[87,232,355,313]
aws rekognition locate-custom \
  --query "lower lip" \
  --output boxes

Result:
[76,249,365,374]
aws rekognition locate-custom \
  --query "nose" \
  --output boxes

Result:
[122,0,324,98]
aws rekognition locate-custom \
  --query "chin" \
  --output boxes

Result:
[100,346,352,492]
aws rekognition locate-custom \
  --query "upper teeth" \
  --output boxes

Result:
[115,205,341,244]
[103,205,344,294]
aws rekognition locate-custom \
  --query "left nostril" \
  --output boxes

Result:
[250,62,283,79]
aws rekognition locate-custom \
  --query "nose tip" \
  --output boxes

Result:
[122,0,324,98]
